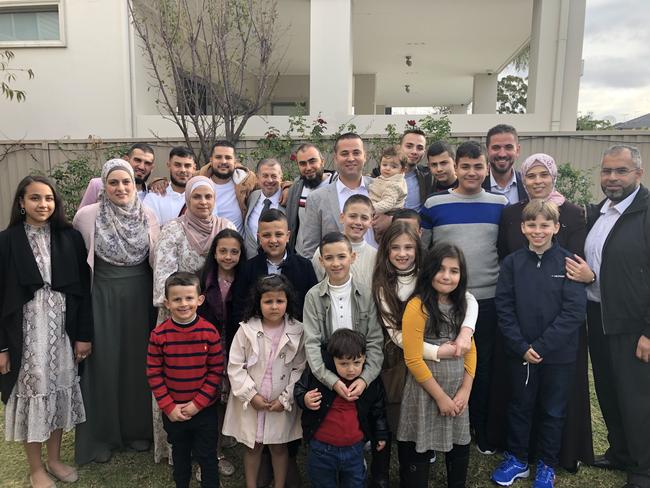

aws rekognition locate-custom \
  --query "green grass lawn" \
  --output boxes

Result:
[0,369,626,487]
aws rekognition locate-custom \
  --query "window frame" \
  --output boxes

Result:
[0,0,66,48]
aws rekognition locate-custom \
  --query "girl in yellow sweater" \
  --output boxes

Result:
[397,243,477,488]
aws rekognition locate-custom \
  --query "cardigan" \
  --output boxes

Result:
[0,224,93,403]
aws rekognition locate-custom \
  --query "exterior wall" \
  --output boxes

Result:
[0,0,586,141]
[0,1,134,140]
[2,131,649,229]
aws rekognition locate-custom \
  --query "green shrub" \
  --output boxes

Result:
[556,163,594,207]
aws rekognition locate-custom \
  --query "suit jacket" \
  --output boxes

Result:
[301,175,374,259]
[286,171,336,253]
[0,224,93,403]
[243,189,286,258]
[482,169,528,204]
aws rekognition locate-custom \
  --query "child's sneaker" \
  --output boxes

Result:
[533,460,555,488]
[491,451,530,486]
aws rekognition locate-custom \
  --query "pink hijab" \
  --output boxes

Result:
[178,176,224,255]
[520,153,566,206]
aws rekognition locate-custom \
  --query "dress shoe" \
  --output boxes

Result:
[592,454,623,471]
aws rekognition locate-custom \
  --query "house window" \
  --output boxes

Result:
[0,1,65,47]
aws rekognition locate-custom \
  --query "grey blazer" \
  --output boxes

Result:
[285,177,304,252]
[243,189,286,258]
[300,176,373,259]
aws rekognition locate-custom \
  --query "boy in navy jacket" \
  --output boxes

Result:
[492,200,586,488]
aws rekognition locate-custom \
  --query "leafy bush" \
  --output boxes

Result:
[49,156,100,221]
[556,163,594,206]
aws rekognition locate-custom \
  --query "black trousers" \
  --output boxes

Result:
[587,301,650,487]
[397,441,470,488]
[469,297,497,444]
[505,357,575,467]
[162,404,219,488]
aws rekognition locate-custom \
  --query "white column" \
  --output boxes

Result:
[354,74,376,115]
[309,0,353,117]
[528,0,585,131]
[472,73,497,114]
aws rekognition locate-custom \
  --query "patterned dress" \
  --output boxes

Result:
[4,223,85,442]
[397,303,470,453]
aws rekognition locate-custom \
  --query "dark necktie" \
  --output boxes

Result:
[262,198,272,214]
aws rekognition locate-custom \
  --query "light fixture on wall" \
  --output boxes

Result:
[405,84,411,93]
[405,55,412,67]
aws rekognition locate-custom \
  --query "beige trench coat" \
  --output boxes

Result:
[222,316,306,448]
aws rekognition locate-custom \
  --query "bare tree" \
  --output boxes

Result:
[129,0,284,165]
[1,50,34,102]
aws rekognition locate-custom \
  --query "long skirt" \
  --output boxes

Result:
[487,325,594,469]
[74,258,156,465]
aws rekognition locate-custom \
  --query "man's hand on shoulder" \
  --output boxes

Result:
[636,335,650,363]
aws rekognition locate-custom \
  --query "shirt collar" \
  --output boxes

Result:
[490,170,517,190]
[336,177,366,194]
[602,186,640,215]
[261,188,282,205]
[266,250,288,269]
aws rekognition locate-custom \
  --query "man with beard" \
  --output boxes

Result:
[400,129,431,211]
[565,145,650,488]
[78,142,156,207]
[482,124,527,205]
[199,140,257,234]
[286,143,336,255]
[142,147,196,225]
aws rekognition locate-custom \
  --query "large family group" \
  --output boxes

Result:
[0,124,648,488]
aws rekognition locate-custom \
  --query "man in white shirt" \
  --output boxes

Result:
[566,145,650,488]
[78,143,156,207]
[244,158,285,257]
[286,143,336,255]
[198,140,257,234]
[142,147,196,225]
[301,133,374,259]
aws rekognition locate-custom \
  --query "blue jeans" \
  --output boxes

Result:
[308,439,366,488]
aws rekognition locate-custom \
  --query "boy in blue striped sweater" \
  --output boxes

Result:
[419,140,507,454]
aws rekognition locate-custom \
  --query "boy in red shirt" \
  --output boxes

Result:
[147,272,223,488]
[295,329,389,488]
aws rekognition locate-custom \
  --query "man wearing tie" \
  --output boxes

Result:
[244,158,285,257]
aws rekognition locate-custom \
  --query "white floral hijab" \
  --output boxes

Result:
[94,158,150,266]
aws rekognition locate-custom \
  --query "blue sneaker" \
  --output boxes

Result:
[491,451,530,486]
[533,460,555,488]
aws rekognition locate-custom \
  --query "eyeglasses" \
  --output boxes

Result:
[600,167,638,176]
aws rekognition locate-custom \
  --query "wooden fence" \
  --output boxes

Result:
[2,131,650,229]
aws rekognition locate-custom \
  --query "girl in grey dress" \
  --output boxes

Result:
[1,176,92,488]
[397,243,477,488]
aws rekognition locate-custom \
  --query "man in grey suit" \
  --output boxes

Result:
[301,133,374,259]
[286,143,336,255]
[244,158,285,257]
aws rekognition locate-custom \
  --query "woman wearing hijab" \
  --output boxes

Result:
[497,153,586,258]
[151,175,235,464]
[72,159,160,465]
[489,153,593,472]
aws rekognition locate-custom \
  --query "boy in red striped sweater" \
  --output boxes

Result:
[147,272,223,488]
